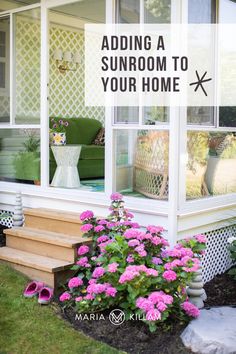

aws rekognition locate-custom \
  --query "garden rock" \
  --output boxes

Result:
[181,307,236,354]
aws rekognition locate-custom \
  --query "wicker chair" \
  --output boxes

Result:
[133,131,169,199]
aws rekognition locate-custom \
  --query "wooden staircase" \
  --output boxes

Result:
[0,208,89,289]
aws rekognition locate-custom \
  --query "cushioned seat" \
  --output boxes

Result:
[80,145,104,160]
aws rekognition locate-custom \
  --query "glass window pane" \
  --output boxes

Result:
[14,9,41,125]
[0,63,5,88]
[186,131,236,199]
[218,1,236,127]
[219,107,236,127]
[0,129,40,184]
[188,0,215,126]
[144,0,171,23]
[144,107,169,124]
[115,129,169,199]
[187,107,214,126]
[188,0,215,23]
[49,0,105,190]
[118,0,140,23]
[115,107,139,124]
[0,1,39,12]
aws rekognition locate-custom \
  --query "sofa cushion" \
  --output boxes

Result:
[49,117,102,145]
[93,128,105,146]
[80,145,104,160]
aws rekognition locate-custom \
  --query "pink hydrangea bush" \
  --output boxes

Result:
[60,193,206,332]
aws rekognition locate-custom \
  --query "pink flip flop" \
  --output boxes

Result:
[38,287,54,305]
[24,281,44,298]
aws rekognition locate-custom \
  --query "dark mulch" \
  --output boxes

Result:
[59,268,236,354]
[0,225,8,247]
[204,268,236,307]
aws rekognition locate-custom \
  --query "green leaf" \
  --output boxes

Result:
[71,265,79,270]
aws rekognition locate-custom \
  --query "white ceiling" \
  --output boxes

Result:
[53,0,105,23]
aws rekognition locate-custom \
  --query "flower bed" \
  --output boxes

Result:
[60,193,206,333]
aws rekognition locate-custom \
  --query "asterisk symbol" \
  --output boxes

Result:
[189,71,212,96]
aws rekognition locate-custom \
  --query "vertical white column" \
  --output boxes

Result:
[104,0,116,196]
[40,0,49,188]
[168,107,180,246]
[9,13,15,125]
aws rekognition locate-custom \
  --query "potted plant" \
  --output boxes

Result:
[14,131,40,185]
[50,118,69,146]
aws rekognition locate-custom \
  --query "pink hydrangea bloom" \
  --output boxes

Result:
[151,236,162,245]
[126,212,134,219]
[146,309,161,321]
[128,239,140,247]
[97,235,109,243]
[146,225,164,234]
[181,301,200,318]
[119,270,139,283]
[84,294,95,300]
[75,296,83,302]
[110,192,123,201]
[124,228,145,239]
[94,225,105,233]
[105,287,117,297]
[126,255,134,263]
[92,266,106,278]
[163,270,177,282]
[88,284,105,294]
[130,222,140,228]
[156,302,167,312]
[98,219,108,225]
[76,256,88,267]
[152,257,163,265]
[59,292,71,302]
[80,210,94,221]
[68,277,83,289]
[136,297,154,312]
[80,224,93,232]
[88,278,97,285]
[146,268,158,276]
[108,262,119,273]
[77,245,90,256]
[195,234,207,243]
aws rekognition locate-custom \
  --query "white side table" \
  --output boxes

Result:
[51,145,81,188]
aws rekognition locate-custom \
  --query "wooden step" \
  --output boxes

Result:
[24,208,83,237]
[4,227,90,262]
[0,247,73,288]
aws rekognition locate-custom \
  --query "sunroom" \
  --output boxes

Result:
[0,0,235,283]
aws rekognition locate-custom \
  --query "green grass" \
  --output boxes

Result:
[0,264,122,354]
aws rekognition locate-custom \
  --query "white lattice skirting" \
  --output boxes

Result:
[0,211,13,228]
[201,225,236,283]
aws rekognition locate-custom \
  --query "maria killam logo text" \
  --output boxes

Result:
[75,309,147,326]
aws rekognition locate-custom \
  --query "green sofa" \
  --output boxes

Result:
[50,117,104,180]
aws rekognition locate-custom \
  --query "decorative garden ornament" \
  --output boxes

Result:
[13,192,24,227]
[187,266,206,309]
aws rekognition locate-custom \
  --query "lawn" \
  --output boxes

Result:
[0,263,122,354]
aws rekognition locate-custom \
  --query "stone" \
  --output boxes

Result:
[181,307,236,354]
[187,266,205,309]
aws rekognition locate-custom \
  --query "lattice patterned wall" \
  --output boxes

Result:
[49,26,105,123]
[0,96,10,120]
[15,16,40,122]
[2,17,105,124]
[0,210,13,228]
[201,225,235,283]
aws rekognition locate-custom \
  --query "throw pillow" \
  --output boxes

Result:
[93,128,105,146]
